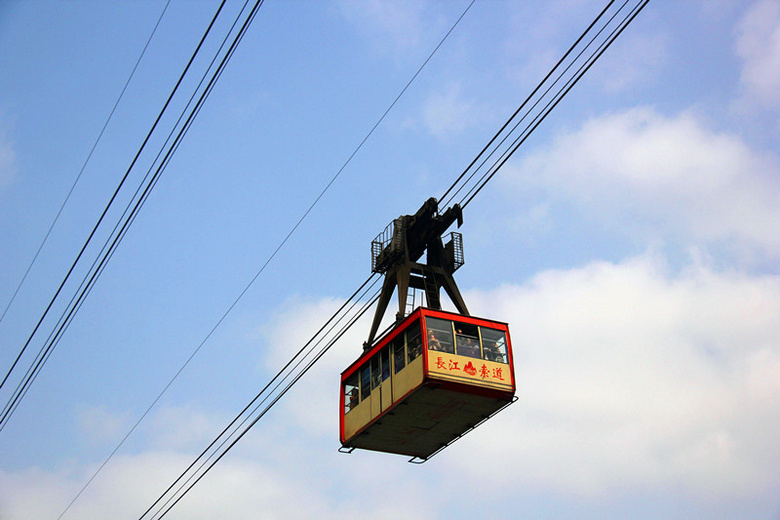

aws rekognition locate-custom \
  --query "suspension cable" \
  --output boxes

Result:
[438,0,649,213]
[0,1,226,396]
[438,0,617,206]
[55,2,474,516]
[0,3,231,433]
[133,2,651,517]
[0,0,269,430]
[0,0,172,329]
[138,276,381,520]
[132,1,651,516]
[460,0,649,209]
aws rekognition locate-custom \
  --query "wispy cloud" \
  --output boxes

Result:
[735,0,780,111]
[597,31,668,93]
[0,449,315,520]
[420,83,479,141]
[505,107,780,261]
[0,122,16,189]
[338,0,426,53]
[77,406,132,445]
[3,260,778,518]
[457,253,780,500]
[0,402,436,519]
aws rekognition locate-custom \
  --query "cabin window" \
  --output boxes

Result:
[370,355,381,390]
[481,327,508,363]
[344,374,359,414]
[380,346,390,382]
[360,365,371,401]
[454,321,480,359]
[426,317,454,353]
[407,320,423,361]
[393,337,406,373]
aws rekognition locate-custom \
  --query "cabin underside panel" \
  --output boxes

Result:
[343,382,513,459]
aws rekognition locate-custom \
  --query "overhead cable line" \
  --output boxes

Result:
[134,0,649,517]
[438,0,649,212]
[56,2,475,516]
[5,0,270,436]
[0,0,172,329]
[458,0,649,209]
[0,0,234,428]
[438,0,617,207]
[138,276,382,520]
[0,0,186,392]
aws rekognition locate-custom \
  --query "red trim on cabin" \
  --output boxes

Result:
[339,307,516,445]
[340,308,424,380]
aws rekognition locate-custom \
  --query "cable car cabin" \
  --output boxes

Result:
[340,307,516,461]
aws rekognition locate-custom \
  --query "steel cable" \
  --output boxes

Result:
[131,0,649,520]
[0,0,172,328]
[131,1,651,516]
[437,0,649,213]
[438,0,617,207]
[138,274,381,520]
[0,0,230,421]
[55,1,474,517]
[459,0,650,209]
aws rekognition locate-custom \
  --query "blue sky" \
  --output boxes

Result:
[1,0,779,518]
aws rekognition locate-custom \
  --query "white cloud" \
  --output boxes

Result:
[452,254,780,500]
[338,0,425,53]
[253,259,780,507]
[0,466,76,520]
[0,124,16,188]
[77,406,131,444]
[505,107,780,260]
[420,83,479,141]
[735,0,780,110]
[252,257,780,510]
[597,31,668,93]
[145,404,228,451]
[0,450,319,520]
[0,407,435,520]
[3,261,779,518]
[253,294,377,438]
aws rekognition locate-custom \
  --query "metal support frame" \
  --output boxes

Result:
[407,395,519,464]
[365,198,467,349]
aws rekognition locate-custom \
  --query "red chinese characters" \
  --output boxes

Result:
[434,355,506,382]
[435,356,460,372]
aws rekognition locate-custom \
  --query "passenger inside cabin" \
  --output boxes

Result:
[456,329,480,358]
[480,328,508,363]
[427,330,443,351]
[483,341,500,362]
[407,323,423,360]
[409,343,421,359]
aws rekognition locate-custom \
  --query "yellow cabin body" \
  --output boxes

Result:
[340,307,516,461]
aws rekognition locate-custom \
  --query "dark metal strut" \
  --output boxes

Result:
[365,198,467,349]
